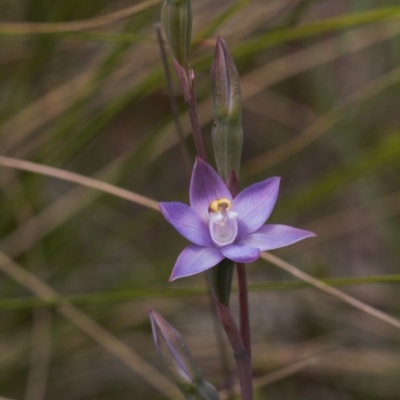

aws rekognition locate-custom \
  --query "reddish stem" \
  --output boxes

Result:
[173,60,208,162]
[187,87,208,162]
[215,301,253,400]
[155,24,191,180]
[227,171,253,393]
[187,69,208,162]
[237,262,251,357]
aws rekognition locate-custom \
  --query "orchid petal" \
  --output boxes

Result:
[233,177,280,238]
[159,202,213,246]
[238,224,316,251]
[220,244,260,263]
[169,245,224,281]
[190,158,232,222]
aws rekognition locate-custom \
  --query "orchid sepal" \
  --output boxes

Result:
[161,158,315,281]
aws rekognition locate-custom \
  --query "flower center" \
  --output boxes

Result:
[208,198,238,246]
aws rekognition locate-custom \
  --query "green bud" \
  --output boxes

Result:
[161,0,192,70]
[211,119,243,182]
[210,37,243,181]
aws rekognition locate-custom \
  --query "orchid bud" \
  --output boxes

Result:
[211,37,243,182]
[161,0,192,71]
[211,37,241,119]
[149,309,199,386]
[149,310,221,399]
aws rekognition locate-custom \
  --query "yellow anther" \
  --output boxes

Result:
[209,198,232,213]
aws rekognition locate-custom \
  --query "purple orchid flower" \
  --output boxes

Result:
[160,158,315,281]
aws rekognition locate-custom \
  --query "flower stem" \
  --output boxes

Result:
[226,173,251,354]
[236,350,253,400]
[155,24,191,181]
[225,173,253,398]
[173,60,208,162]
[187,85,208,162]
[237,262,251,357]
[215,302,254,400]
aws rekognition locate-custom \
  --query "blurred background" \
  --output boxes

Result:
[1,0,400,399]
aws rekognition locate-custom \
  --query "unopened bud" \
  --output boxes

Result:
[149,309,199,387]
[149,310,221,399]
[211,37,241,119]
[161,0,192,71]
[211,37,243,181]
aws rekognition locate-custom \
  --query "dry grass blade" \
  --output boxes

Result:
[2,155,400,334]
[251,354,319,388]
[286,189,400,255]
[151,19,400,162]
[0,0,161,34]
[24,309,52,400]
[2,1,399,398]
[260,252,400,330]
[0,72,93,154]
[0,155,159,211]
[0,251,181,399]
[240,19,400,100]
[0,155,129,258]
[219,349,329,399]
[243,66,400,174]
